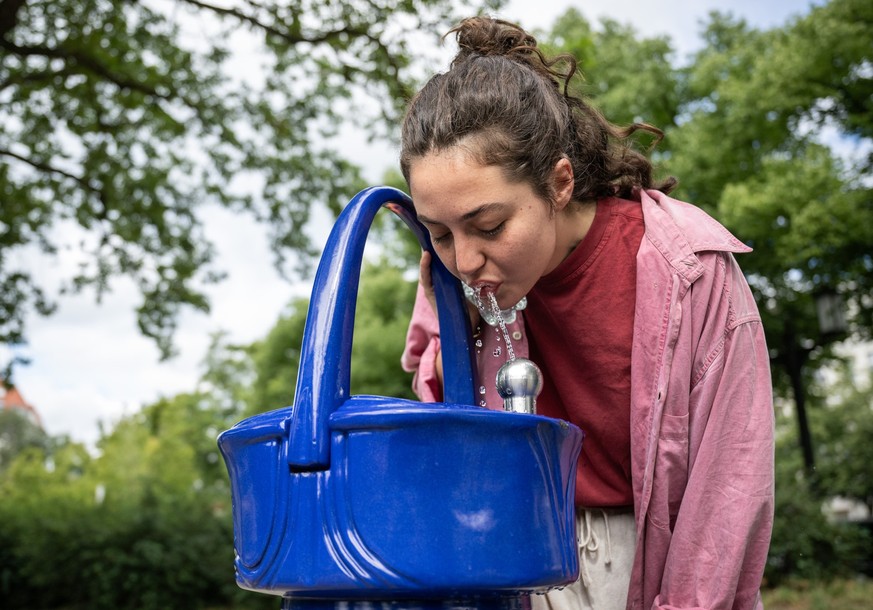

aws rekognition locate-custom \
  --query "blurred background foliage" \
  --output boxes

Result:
[1,0,872,607]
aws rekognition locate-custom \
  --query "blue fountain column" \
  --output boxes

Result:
[218,187,583,609]
[284,186,478,470]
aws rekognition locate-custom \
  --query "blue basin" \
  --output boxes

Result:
[218,187,583,600]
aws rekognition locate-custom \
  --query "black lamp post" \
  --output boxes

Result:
[783,290,847,479]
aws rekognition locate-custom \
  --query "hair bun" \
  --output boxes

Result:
[449,16,537,65]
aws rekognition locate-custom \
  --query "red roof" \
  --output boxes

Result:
[1,381,43,428]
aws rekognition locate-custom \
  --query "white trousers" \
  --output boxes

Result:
[531,509,637,610]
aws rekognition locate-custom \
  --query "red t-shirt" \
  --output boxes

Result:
[527,197,643,508]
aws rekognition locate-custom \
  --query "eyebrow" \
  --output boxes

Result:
[417,202,509,226]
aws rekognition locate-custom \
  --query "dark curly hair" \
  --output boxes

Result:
[400,16,676,207]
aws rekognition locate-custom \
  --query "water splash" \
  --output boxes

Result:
[471,286,516,362]
[463,282,526,325]
[487,292,516,362]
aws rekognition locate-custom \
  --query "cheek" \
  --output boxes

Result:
[490,232,554,292]
[502,222,554,270]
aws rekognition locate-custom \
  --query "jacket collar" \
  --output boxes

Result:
[638,189,752,285]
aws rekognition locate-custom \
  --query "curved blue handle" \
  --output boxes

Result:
[286,186,477,470]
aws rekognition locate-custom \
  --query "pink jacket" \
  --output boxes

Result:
[401,189,774,610]
[402,282,529,410]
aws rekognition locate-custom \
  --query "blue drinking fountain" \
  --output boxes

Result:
[217,186,584,610]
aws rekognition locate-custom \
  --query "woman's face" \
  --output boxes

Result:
[409,148,573,310]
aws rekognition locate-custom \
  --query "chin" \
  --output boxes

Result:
[495,291,522,311]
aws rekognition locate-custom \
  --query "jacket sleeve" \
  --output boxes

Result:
[654,254,774,610]
[401,282,443,402]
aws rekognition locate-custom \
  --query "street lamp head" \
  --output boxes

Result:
[814,290,848,338]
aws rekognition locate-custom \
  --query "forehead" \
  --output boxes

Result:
[408,150,527,222]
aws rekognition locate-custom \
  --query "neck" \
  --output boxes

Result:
[553,199,596,265]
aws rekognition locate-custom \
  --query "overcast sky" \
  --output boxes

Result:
[4,0,818,446]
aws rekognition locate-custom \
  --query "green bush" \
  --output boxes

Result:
[766,438,871,587]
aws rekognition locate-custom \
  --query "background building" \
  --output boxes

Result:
[1,381,43,429]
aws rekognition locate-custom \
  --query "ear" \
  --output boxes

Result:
[551,157,574,212]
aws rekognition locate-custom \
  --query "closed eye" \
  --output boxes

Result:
[481,222,505,238]
[432,231,452,245]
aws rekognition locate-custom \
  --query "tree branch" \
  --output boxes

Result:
[0,67,70,94]
[178,0,305,42]
[168,0,410,99]
[177,0,378,47]
[0,38,174,101]
[0,147,99,193]
[0,0,26,40]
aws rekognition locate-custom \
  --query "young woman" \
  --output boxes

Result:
[400,16,774,610]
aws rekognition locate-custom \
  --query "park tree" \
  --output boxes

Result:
[541,2,873,580]
[349,259,419,398]
[541,8,680,134]
[246,296,309,416]
[0,0,500,367]
[669,0,873,477]
[546,7,873,585]
[813,366,873,517]
[3,4,871,602]
[0,250,420,607]
[667,0,872,323]
[0,436,98,608]
[0,381,273,609]
[245,256,418,417]
[0,405,50,471]
[241,165,421,417]
[543,0,872,478]
[765,364,873,585]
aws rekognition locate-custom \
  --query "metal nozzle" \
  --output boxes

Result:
[496,358,543,414]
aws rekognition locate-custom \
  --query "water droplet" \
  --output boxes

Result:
[493,346,502,357]
[479,400,487,407]
[475,338,483,348]
[487,292,516,361]
[479,385,486,395]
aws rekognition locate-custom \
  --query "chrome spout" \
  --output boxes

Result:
[496,358,543,414]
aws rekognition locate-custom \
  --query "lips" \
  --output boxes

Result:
[467,281,500,293]
[466,281,500,302]
[470,282,519,313]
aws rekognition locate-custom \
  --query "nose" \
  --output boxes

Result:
[453,236,485,280]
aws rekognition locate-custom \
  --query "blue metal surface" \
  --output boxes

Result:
[218,186,584,601]
[281,597,533,610]
[285,186,477,469]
